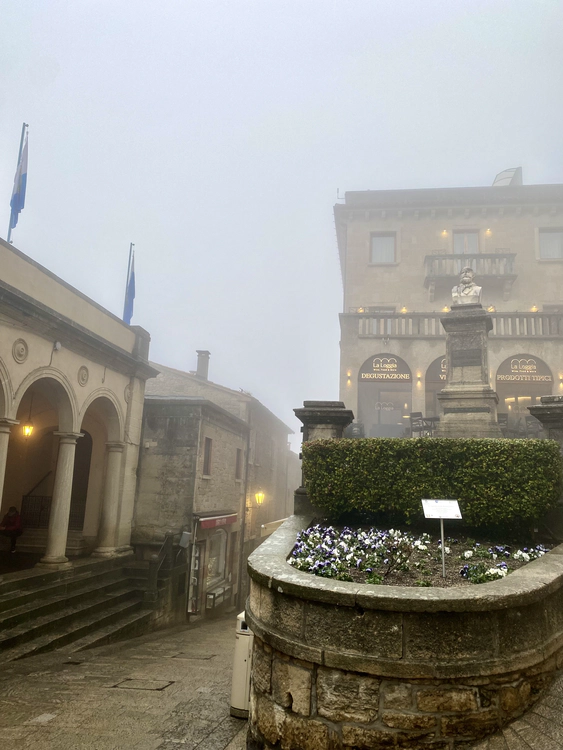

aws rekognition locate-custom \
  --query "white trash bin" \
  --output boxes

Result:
[230,611,254,718]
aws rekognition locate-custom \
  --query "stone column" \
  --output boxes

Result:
[293,401,354,515]
[38,432,83,568]
[93,442,125,557]
[435,305,502,438]
[0,419,18,508]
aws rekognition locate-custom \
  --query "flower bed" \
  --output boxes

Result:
[288,524,550,588]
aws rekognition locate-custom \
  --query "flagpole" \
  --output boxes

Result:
[123,242,134,319]
[7,122,28,244]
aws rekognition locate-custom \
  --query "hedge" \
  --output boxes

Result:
[302,438,563,529]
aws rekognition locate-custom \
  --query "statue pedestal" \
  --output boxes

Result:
[435,304,502,439]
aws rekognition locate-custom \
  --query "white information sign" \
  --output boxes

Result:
[422,499,462,520]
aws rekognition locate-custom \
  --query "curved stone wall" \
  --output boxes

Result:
[246,514,563,749]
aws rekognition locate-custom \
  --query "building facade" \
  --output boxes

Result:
[335,180,563,437]
[0,238,156,564]
[135,352,300,614]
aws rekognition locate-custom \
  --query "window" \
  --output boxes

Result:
[370,233,396,264]
[235,448,243,480]
[203,437,212,475]
[207,530,227,588]
[539,229,563,259]
[453,231,478,254]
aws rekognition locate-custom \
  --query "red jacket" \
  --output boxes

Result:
[1,512,22,531]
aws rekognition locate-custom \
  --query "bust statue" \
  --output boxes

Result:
[452,266,482,305]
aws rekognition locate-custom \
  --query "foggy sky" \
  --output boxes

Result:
[1,0,562,449]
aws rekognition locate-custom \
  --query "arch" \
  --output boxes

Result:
[425,355,447,417]
[13,369,77,431]
[495,353,553,432]
[357,354,412,437]
[0,356,12,418]
[79,389,124,442]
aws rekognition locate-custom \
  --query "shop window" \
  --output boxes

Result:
[370,233,396,264]
[203,437,212,476]
[453,231,478,254]
[539,229,563,259]
[235,448,243,480]
[207,529,227,588]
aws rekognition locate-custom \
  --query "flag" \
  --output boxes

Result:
[123,250,135,325]
[9,135,28,230]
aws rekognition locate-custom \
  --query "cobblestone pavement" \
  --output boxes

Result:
[469,670,563,749]
[0,612,247,750]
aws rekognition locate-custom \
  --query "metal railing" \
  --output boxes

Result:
[424,252,516,279]
[20,495,52,528]
[351,311,563,339]
[145,532,175,604]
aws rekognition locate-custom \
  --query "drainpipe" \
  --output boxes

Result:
[237,404,251,611]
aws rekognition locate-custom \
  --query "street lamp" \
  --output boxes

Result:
[255,490,265,506]
[22,394,34,438]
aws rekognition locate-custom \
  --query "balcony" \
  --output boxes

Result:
[424,252,517,301]
[343,311,563,339]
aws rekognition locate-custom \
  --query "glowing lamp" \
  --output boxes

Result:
[22,422,34,438]
[531,305,538,313]
[255,490,265,506]
[400,306,407,314]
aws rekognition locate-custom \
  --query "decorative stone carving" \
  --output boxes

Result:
[124,384,132,403]
[451,267,482,306]
[12,338,28,363]
[77,366,89,386]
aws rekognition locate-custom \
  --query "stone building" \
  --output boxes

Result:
[135,351,300,614]
[0,237,156,564]
[335,177,563,437]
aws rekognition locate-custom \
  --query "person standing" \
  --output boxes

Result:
[0,506,23,553]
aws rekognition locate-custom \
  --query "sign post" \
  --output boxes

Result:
[421,499,462,578]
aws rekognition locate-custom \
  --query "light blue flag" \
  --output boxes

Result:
[10,136,28,230]
[123,251,136,325]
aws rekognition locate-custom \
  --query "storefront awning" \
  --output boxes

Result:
[196,512,238,529]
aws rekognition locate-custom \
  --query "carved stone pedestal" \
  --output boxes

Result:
[435,305,502,438]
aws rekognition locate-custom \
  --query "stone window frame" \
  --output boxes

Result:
[452,228,480,255]
[536,227,563,261]
[369,231,399,265]
[235,447,243,481]
[203,436,213,477]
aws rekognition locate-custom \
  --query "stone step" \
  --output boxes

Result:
[0,554,133,596]
[0,585,140,653]
[0,566,126,614]
[0,597,146,662]
[0,574,135,630]
[66,609,153,653]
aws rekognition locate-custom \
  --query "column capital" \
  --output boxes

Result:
[53,431,84,444]
[0,418,19,433]
[106,441,125,453]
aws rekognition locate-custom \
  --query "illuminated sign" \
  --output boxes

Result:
[496,355,552,383]
[360,355,412,382]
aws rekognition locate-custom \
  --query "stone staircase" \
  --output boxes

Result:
[0,556,153,662]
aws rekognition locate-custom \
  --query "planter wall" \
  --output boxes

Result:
[246,514,563,749]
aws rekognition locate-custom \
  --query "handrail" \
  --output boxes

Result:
[24,471,52,498]
[145,531,175,603]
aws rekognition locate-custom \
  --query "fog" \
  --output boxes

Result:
[1,1,562,448]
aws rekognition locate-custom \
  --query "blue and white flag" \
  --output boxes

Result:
[123,251,136,325]
[9,135,28,230]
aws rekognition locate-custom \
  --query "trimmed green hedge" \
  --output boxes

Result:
[302,438,563,529]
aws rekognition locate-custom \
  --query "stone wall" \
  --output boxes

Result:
[246,514,563,749]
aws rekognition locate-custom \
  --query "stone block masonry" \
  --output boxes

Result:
[246,514,563,748]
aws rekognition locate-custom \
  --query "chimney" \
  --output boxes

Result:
[196,350,211,380]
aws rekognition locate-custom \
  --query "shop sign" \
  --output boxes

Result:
[199,514,238,529]
[360,356,411,382]
[426,356,447,382]
[496,356,552,383]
